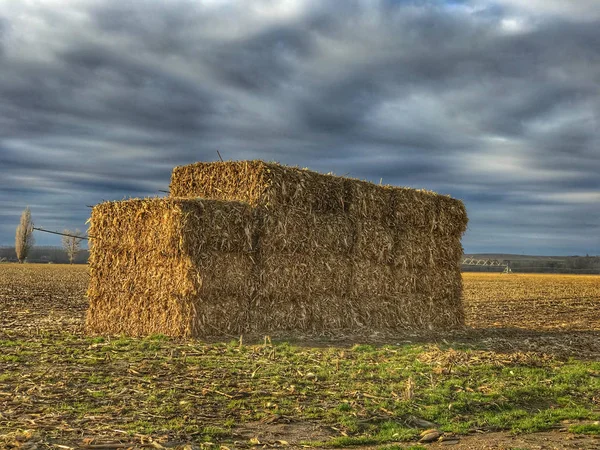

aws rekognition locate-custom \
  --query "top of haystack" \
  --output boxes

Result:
[169,160,467,234]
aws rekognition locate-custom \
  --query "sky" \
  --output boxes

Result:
[0,0,598,255]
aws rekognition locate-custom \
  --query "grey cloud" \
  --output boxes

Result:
[0,0,598,254]
[0,16,5,56]
[203,27,315,93]
[463,200,600,255]
[492,0,600,22]
[297,79,380,135]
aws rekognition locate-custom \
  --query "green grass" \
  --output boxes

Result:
[570,424,600,435]
[320,436,381,447]
[1,335,599,447]
[380,447,426,450]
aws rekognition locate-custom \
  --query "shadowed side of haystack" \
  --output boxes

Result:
[86,198,255,337]
[170,160,468,333]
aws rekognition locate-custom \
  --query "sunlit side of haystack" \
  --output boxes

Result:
[170,160,468,333]
[86,198,255,337]
[87,160,467,337]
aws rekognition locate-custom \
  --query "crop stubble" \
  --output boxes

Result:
[463,272,600,331]
[0,265,599,448]
[0,266,599,337]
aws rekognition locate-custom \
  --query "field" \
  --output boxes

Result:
[0,264,599,449]
[464,273,600,331]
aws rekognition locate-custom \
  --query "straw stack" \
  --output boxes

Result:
[170,160,468,333]
[86,198,255,337]
[86,161,467,337]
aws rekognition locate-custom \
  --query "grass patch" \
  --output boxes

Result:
[319,436,380,447]
[202,426,231,439]
[1,327,599,445]
[569,424,600,435]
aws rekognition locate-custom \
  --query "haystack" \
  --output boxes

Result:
[87,160,467,337]
[170,160,347,213]
[86,198,255,337]
[169,160,468,333]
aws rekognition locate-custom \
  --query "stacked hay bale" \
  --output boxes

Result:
[87,160,467,337]
[171,161,355,331]
[170,160,468,332]
[86,198,255,337]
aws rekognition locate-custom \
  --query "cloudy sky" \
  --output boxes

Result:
[0,0,598,255]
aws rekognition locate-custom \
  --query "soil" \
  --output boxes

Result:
[419,430,600,450]
[1,266,599,449]
[234,423,600,450]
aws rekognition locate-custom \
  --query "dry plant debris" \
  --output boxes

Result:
[1,266,600,448]
[463,273,600,331]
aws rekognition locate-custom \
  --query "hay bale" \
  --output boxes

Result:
[170,161,467,233]
[343,178,393,223]
[351,260,399,299]
[259,210,353,256]
[86,198,255,337]
[258,253,351,297]
[89,160,468,336]
[354,219,395,264]
[389,188,468,235]
[248,250,354,332]
[170,160,346,214]
[167,159,468,333]
[412,269,465,329]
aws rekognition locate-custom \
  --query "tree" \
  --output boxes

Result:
[62,229,84,264]
[15,207,35,263]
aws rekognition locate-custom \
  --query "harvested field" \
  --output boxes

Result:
[0,263,87,337]
[1,265,600,449]
[463,273,600,331]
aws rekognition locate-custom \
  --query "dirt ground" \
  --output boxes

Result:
[2,266,599,357]
[233,421,600,449]
[1,265,599,449]
[416,429,600,450]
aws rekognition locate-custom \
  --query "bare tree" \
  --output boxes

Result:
[15,207,35,263]
[62,229,84,264]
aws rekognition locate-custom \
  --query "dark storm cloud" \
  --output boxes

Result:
[205,27,315,92]
[0,0,598,255]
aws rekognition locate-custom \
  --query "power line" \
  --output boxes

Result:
[33,227,91,241]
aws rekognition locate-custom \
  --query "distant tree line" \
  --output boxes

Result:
[463,256,600,274]
[0,246,89,264]
[2,246,597,271]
